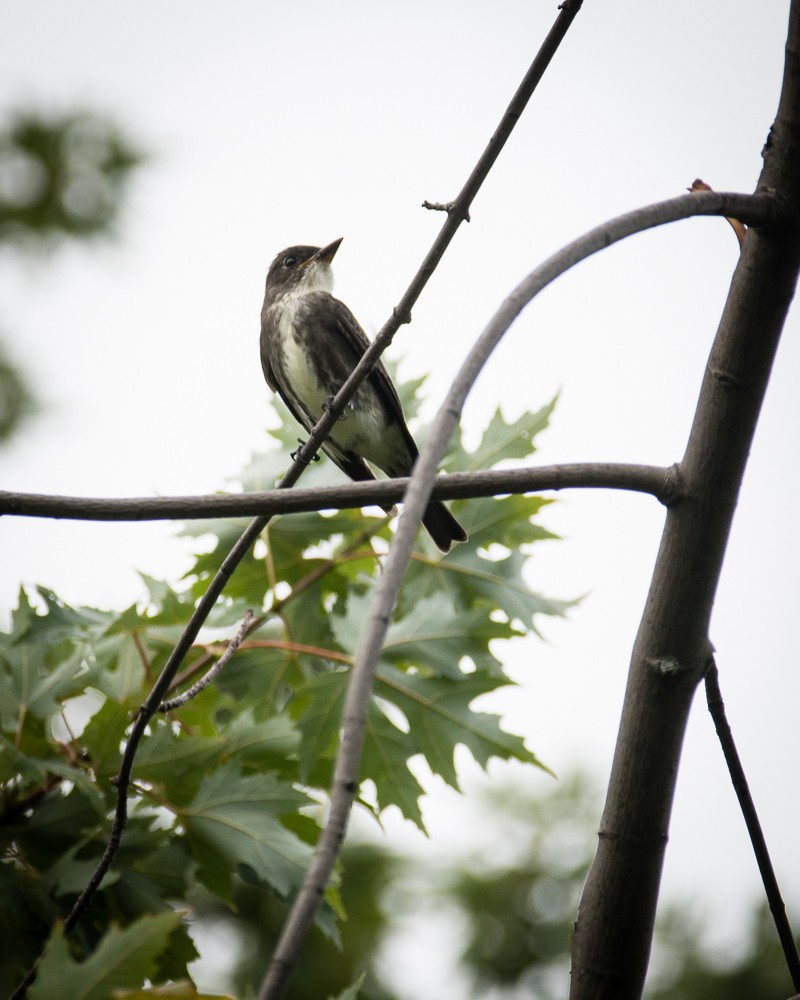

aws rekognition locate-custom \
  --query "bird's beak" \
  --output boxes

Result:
[313,237,343,265]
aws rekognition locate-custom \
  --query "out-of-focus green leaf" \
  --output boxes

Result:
[113,983,234,999]
[80,697,132,779]
[0,637,86,721]
[28,912,180,1000]
[0,109,143,247]
[327,972,367,1000]
[0,344,36,442]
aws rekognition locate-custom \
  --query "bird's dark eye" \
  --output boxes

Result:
[283,255,297,268]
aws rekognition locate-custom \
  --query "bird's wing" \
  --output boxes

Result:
[260,313,382,488]
[259,350,315,434]
[306,292,409,432]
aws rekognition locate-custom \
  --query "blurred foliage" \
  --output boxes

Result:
[0,109,143,247]
[0,378,566,997]
[189,842,400,1000]
[191,772,799,1000]
[433,777,799,1000]
[0,108,143,443]
[0,347,36,441]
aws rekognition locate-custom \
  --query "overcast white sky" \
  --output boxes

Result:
[2,1,798,995]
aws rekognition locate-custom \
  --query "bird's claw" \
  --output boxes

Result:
[323,395,348,420]
[291,439,320,462]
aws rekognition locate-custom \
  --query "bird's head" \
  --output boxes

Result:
[264,237,343,297]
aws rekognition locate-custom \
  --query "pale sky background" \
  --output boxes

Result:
[1,1,798,996]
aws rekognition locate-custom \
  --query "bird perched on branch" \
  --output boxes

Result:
[259,238,467,552]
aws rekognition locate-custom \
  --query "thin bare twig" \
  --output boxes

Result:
[0,462,681,521]
[422,199,470,221]
[257,188,782,1000]
[241,639,352,665]
[705,657,800,991]
[158,611,254,712]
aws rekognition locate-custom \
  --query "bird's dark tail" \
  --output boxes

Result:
[422,501,468,553]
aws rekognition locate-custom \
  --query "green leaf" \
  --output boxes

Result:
[87,632,148,702]
[135,721,223,805]
[46,842,121,897]
[26,586,112,647]
[221,709,300,772]
[438,537,574,629]
[212,642,302,711]
[127,842,195,905]
[451,399,556,472]
[462,493,558,550]
[0,738,49,786]
[333,591,515,678]
[80,697,132,779]
[0,638,86,722]
[294,670,349,782]
[328,972,367,1000]
[13,784,108,871]
[29,911,181,1000]
[362,701,426,829]
[113,983,234,999]
[376,665,547,788]
[179,762,313,903]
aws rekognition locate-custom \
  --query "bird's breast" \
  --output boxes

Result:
[277,303,331,416]
[269,293,391,457]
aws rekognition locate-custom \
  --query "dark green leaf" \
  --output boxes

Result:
[28,912,180,1000]
[293,670,349,782]
[179,762,313,903]
[221,709,300,772]
[361,702,426,829]
[333,591,514,678]
[376,666,546,788]
[453,399,556,472]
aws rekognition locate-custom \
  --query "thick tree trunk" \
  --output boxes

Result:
[570,6,800,998]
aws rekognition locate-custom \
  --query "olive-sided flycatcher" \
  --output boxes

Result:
[259,238,467,552]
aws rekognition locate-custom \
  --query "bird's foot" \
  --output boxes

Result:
[322,396,348,420]
[291,439,320,462]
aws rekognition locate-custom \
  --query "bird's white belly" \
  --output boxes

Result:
[280,326,329,417]
[279,317,388,456]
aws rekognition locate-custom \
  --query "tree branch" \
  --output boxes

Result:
[570,2,800,989]
[256,186,784,1000]
[0,462,681,521]
[157,610,253,713]
[705,657,800,991]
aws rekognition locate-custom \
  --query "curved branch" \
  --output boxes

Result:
[258,188,783,999]
[0,462,681,521]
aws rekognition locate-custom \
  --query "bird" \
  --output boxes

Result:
[259,238,467,552]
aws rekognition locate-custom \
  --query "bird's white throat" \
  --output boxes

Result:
[299,260,334,295]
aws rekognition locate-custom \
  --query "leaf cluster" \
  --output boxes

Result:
[1,379,566,997]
